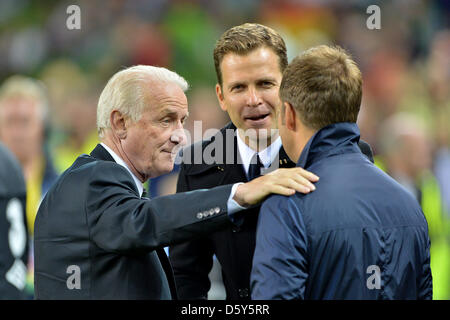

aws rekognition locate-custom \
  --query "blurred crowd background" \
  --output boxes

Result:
[0,0,449,299]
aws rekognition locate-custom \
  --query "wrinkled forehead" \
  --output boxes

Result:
[145,81,189,116]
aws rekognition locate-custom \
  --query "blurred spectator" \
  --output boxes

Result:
[0,75,59,297]
[427,31,450,214]
[163,1,221,86]
[51,91,98,173]
[0,143,29,299]
[184,86,230,143]
[376,113,450,300]
[39,60,99,173]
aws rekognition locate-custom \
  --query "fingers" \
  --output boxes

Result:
[293,167,319,182]
[267,167,319,182]
[262,175,311,195]
[265,167,319,195]
[277,177,312,194]
[292,174,316,191]
[267,184,297,197]
[244,167,319,204]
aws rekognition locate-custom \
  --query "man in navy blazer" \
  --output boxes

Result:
[251,45,432,299]
[34,65,316,299]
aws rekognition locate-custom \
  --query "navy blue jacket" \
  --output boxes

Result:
[251,123,432,300]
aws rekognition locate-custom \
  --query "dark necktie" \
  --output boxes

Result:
[248,153,263,181]
[141,189,148,198]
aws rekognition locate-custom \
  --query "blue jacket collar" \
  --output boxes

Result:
[297,122,361,169]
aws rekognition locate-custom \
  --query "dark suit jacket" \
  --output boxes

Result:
[169,122,374,300]
[34,144,236,299]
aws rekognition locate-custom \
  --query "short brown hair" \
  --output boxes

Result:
[213,23,288,86]
[279,45,362,130]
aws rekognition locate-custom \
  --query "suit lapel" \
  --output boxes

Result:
[219,123,248,184]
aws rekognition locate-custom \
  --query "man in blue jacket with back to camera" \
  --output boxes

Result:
[251,45,432,300]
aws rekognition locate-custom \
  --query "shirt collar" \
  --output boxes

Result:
[100,143,144,197]
[236,133,282,174]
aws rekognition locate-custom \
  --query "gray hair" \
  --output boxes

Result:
[0,75,49,121]
[97,65,189,138]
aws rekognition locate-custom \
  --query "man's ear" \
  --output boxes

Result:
[284,102,297,132]
[216,84,227,112]
[110,110,127,139]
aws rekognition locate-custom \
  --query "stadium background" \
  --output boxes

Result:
[0,0,449,299]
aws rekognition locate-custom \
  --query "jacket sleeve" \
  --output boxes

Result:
[169,163,214,299]
[251,196,309,300]
[86,162,233,255]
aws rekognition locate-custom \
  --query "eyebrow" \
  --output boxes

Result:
[257,77,278,83]
[227,81,245,90]
[227,77,278,90]
[160,109,189,119]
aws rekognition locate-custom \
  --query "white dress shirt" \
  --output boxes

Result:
[236,133,282,179]
[101,143,144,197]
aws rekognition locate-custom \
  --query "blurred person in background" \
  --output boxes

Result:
[169,23,373,300]
[0,76,59,297]
[376,113,450,300]
[39,60,100,173]
[0,143,29,299]
[52,90,99,173]
[427,31,450,218]
[434,107,450,220]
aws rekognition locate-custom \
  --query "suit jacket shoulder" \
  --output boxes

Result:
[179,122,236,175]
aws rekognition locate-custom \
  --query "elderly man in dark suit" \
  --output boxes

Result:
[169,24,373,300]
[33,65,316,300]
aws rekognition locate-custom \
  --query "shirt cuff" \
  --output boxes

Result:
[227,183,246,225]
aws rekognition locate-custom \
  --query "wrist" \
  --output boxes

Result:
[233,183,249,207]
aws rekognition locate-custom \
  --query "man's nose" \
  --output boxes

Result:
[246,87,262,107]
[171,128,187,146]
